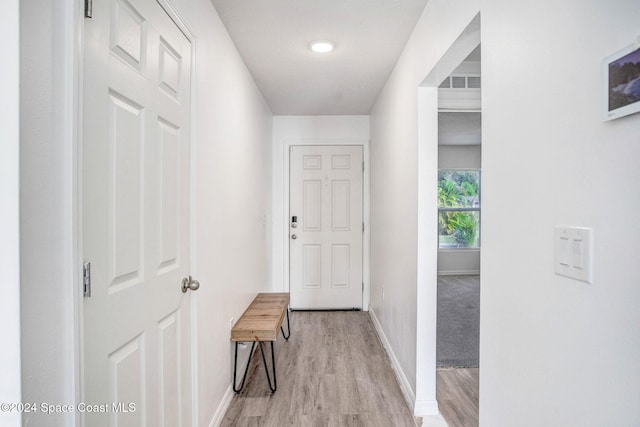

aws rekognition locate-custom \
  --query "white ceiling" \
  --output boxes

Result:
[209,0,429,115]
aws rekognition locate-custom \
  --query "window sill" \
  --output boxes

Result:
[438,247,480,253]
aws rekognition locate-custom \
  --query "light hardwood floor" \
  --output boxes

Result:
[221,311,419,426]
[436,368,479,427]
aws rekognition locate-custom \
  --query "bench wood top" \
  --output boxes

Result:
[231,293,290,342]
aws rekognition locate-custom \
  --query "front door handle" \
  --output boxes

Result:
[182,276,200,293]
[291,234,297,240]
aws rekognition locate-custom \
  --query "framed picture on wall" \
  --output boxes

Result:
[602,42,640,121]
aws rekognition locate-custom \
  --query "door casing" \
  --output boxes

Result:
[278,139,371,311]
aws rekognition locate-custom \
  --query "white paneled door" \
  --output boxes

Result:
[289,146,363,309]
[82,0,193,425]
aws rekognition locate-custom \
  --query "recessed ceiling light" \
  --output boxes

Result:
[310,40,335,53]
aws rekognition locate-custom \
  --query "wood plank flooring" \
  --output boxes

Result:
[222,311,419,427]
[436,368,479,427]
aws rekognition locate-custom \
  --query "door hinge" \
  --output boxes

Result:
[363,161,365,172]
[83,262,91,297]
[84,0,93,18]
[362,222,365,233]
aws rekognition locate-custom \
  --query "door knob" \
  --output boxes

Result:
[291,234,297,240]
[182,275,200,293]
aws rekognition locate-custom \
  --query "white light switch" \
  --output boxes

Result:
[555,226,592,283]
[558,237,570,266]
[571,239,584,269]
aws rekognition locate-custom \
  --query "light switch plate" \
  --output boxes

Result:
[555,226,592,283]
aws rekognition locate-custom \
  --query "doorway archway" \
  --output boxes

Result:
[415,13,481,416]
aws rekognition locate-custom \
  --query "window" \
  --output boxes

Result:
[438,170,480,248]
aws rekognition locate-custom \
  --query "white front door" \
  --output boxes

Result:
[82,0,193,425]
[289,146,363,309]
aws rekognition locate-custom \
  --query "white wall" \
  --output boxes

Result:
[20,1,78,425]
[480,0,640,425]
[271,116,370,295]
[438,113,482,146]
[19,1,272,426]
[373,0,640,423]
[1,1,22,426]
[438,145,481,168]
[369,0,480,414]
[437,249,480,275]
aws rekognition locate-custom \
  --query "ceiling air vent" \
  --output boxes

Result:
[451,76,466,88]
[438,73,481,110]
[438,75,481,89]
[467,76,481,88]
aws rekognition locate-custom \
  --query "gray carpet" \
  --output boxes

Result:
[437,275,480,368]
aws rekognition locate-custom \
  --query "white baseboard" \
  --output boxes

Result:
[208,385,234,427]
[420,413,450,427]
[437,270,480,276]
[369,308,416,412]
[414,399,440,416]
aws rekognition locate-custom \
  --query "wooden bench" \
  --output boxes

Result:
[231,293,290,393]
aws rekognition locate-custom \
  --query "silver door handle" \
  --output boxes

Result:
[182,275,200,293]
[291,234,297,240]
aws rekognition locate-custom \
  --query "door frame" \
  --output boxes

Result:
[415,14,480,415]
[1,1,21,424]
[72,0,199,425]
[279,139,371,311]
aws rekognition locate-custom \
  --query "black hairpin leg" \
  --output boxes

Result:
[233,341,256,393]
[258,341,277,393]
[280,309,291,340]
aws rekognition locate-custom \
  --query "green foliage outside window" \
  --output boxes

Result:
[438,170,480,248]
